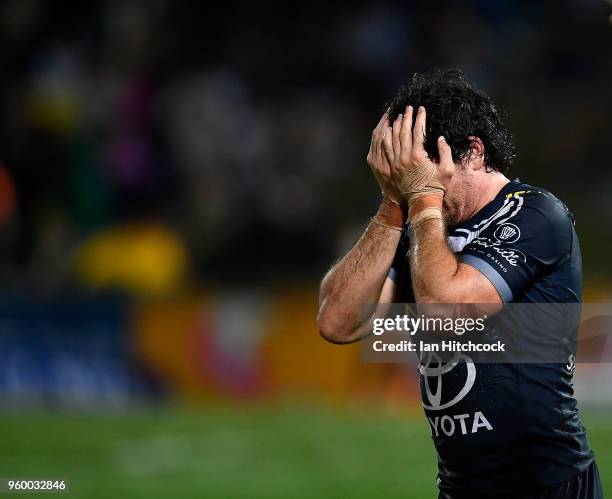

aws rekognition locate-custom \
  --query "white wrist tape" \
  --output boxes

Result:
[410,207,443,228]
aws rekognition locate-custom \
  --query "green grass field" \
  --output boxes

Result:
[0,406,610,498]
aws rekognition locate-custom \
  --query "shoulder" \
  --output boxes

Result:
[458,183,579,302]
[476,183,576,266]
[488,183,574,236]
[513,183,570,212]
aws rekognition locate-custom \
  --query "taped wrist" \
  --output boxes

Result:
[372,196,406,230]
[410,207,443,229]
[400,163,446,204]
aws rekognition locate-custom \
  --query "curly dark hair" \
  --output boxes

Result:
[386,69,515,173]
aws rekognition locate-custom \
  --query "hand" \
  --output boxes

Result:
[381,106,455,207]
[366,111,405,206]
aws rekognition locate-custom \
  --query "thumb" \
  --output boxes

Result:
[437,136,453,167]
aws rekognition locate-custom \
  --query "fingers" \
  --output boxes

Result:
[373,112,389,162]
[437,136,453,166]
[376,109,389,128]
[399,105,413,161]
[369,112,385,156]
[381,125,394,163]
[412,106,427,156]
[392,113,403,161]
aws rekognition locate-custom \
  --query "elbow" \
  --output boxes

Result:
[415,290,458,305]
[416,284,461,304]
[415,293,438,304]
[317,308,355,344]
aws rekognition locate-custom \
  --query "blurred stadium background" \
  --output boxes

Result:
[0,1,611,497]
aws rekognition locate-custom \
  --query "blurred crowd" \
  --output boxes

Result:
[0,0,610,295]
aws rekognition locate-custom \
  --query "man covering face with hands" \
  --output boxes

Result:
[318,70,602,499]
[373,106,452,232]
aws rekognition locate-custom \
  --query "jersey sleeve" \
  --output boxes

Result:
[459,191,574,303]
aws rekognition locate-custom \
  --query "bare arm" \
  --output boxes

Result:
[318,221,399,343]
[389,106,502,305]
[317,111,405,344]
[409,210,501,304]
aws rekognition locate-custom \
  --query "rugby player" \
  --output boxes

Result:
[317,70,602,498]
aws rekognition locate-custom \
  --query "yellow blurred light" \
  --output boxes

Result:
[74,223,188,295]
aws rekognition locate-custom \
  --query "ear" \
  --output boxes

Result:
[467,136,485,171]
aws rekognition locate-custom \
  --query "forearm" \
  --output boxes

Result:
[408,197,501,307]
[318,216,401,343]
[382,108,501,306]
[410,221,461,303]
[408,196,460,303]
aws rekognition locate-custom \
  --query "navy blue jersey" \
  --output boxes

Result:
[390,180,594,495]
